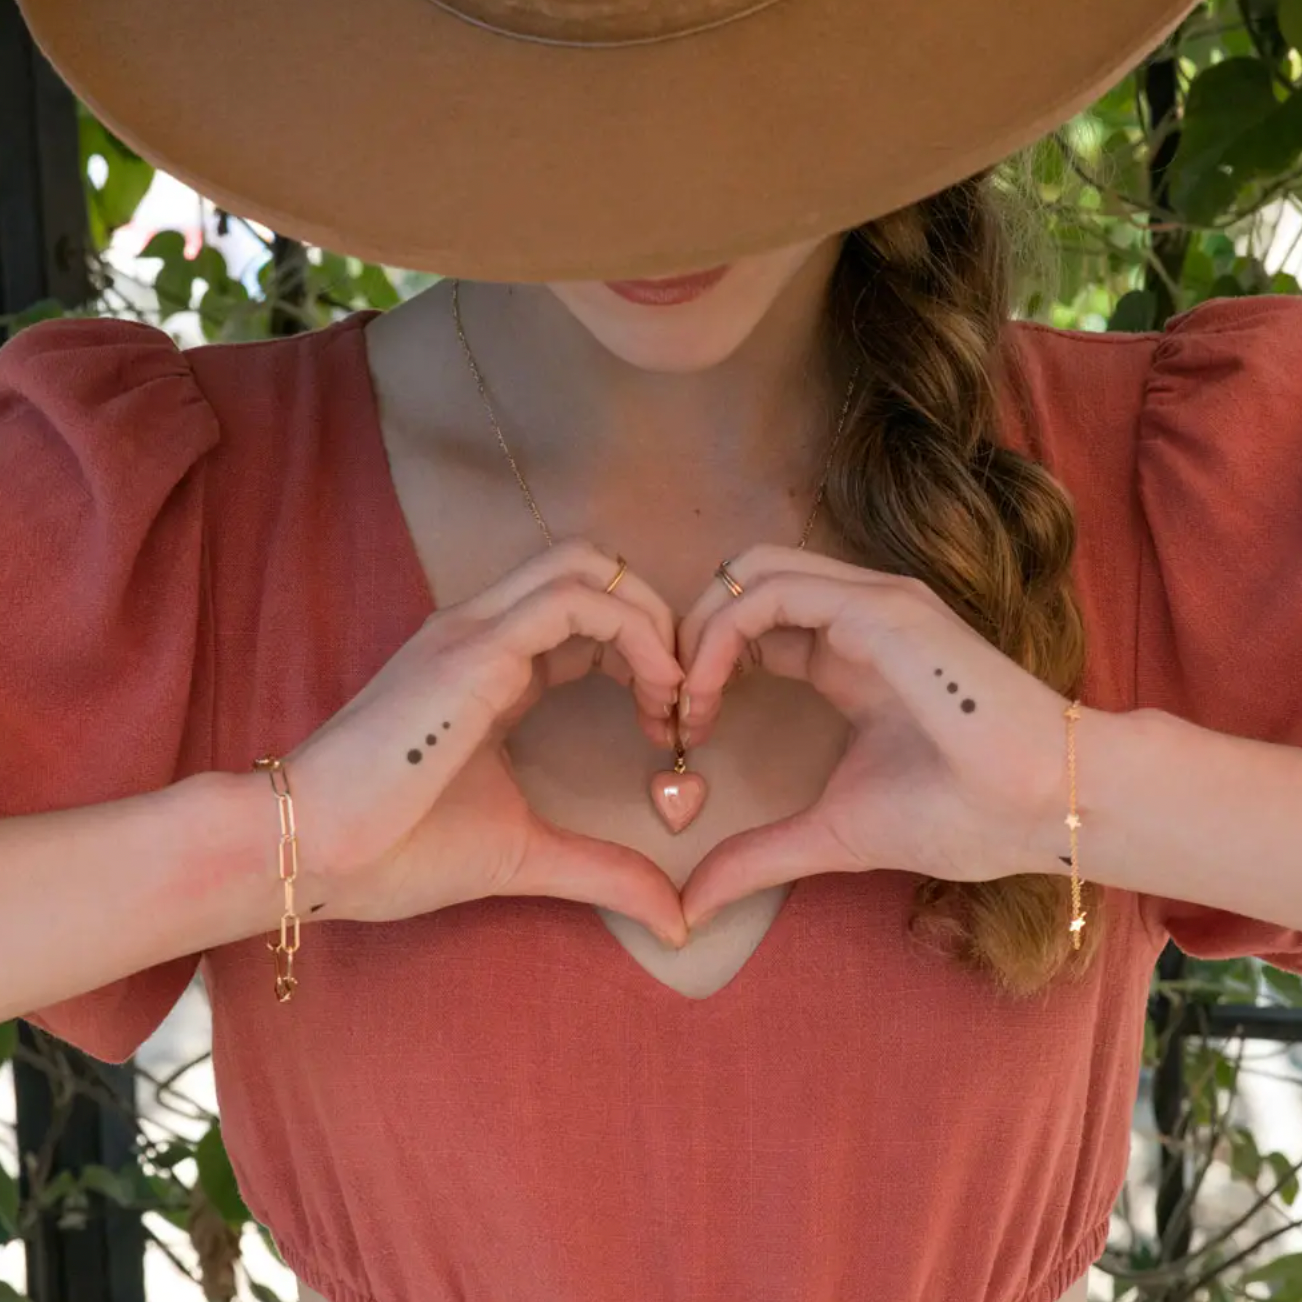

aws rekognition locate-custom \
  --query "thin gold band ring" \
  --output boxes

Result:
[715,560,745,599]
[604,555,629,594]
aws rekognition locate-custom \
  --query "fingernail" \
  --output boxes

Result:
[680,728,692,748]
[663,720,676,748]
[679,691,692,722]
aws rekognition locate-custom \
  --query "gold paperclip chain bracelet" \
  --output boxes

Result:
[253,755,302,1002]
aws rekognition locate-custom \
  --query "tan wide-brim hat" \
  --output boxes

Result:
[19,0,1196,282]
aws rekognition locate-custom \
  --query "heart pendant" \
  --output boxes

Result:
[650,742,707,834]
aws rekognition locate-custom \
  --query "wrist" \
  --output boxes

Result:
[173,768,326,948]
[1027,704,1173,884]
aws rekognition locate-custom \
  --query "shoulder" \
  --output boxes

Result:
[1140,295,1302,448]
[1002,295,1302,463]
[0,318,222,813]
[0,315,202,416]
[0,316,219,506]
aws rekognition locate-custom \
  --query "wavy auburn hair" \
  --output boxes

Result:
[823,167,1101,996]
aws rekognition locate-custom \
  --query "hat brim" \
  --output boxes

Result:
[20,0,1194,281]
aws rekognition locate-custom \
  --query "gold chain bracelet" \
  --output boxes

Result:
[1063,700,1087,949]
[252,755,301,1002]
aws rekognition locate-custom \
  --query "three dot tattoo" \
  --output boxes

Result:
[302,720,456,922]
[934,667,976,714]
[935,668,1074,868]
[407,719,452,765]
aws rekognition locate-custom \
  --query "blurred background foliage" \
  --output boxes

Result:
[4,1,1302,1299]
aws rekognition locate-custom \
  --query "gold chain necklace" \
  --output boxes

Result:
[451,278,859,832]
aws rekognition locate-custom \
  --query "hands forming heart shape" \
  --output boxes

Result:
[290,541,1094,948]
[671,544,1090,932]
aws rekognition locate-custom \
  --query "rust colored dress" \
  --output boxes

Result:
[3,297,1301,1302]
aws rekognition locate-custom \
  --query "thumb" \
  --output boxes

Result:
[512,820,688,949]
[680,811,857,932]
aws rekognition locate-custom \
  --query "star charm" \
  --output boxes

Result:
[1064,812,1082,831]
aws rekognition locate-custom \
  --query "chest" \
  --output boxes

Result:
[382,416,856,998]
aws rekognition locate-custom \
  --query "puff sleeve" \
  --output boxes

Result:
[0,318,219,1060]
[1136,296,1302,970]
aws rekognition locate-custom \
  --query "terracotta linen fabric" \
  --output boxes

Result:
[3,297,1301,1302]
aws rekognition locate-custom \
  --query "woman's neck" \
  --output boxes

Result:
[365,243,855,573]
[497,259,839,477]
[390,245,845,490]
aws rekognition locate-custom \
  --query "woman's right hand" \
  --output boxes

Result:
[278,541,689,946]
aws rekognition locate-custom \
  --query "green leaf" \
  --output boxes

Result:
[139,230,186,262]
[1098,129,1144,212]
[1205,232,1238,276]
[1218,8,1257,59]
[154,262,195,319]
[1030,137,1066,193]
[1265,967,1302,1004]
[138,229,195,318]
[1281,0,1302,53]
[149,1141,195,1171]
[356,262,400,311]
[1181,244,1216,302]
[1211,273,1246,298]
[144,1173,188,1212]
[0,1022,16,1065]
[315,251,353,296]
[1232,88,1302,180]
[6,299,66,333]
[0,1284,30,1300]
[1214,1052,1239,1092]
[1229,1125,1262,1183]
[197,279,251,341]
[191,244,230,288]
[1109,289,1158,332]
[1241,1250,1302,1292]
[257,1219,286,1267]
[0,1164,19,1244]
[249,1285,286,1302]
[1167,58,1281,223]
[1267,1151,1301,1205]
[80,117,154,237]
[196,1123,250,1228]
[1140,1015,1159,1069]
[94,150,154,232]
[36,1169,77,1209]
[1090,75,1140,128]
[78,1164,132,1206]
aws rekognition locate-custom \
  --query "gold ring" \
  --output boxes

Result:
[715,560,745,599]
[604,555,628,594]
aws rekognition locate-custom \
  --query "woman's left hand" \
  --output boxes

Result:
[674,546,1083,930]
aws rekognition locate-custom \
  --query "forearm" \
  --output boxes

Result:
[0,770,290,1021]
[1045,706,1302,929]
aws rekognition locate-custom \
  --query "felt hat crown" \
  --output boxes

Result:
[19,0,1197,280]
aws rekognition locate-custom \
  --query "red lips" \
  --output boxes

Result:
[603,266,730,306]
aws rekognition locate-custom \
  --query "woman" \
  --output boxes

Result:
[3,0,1301,1299]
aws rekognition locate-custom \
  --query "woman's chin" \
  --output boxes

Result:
[593,331,751,375]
